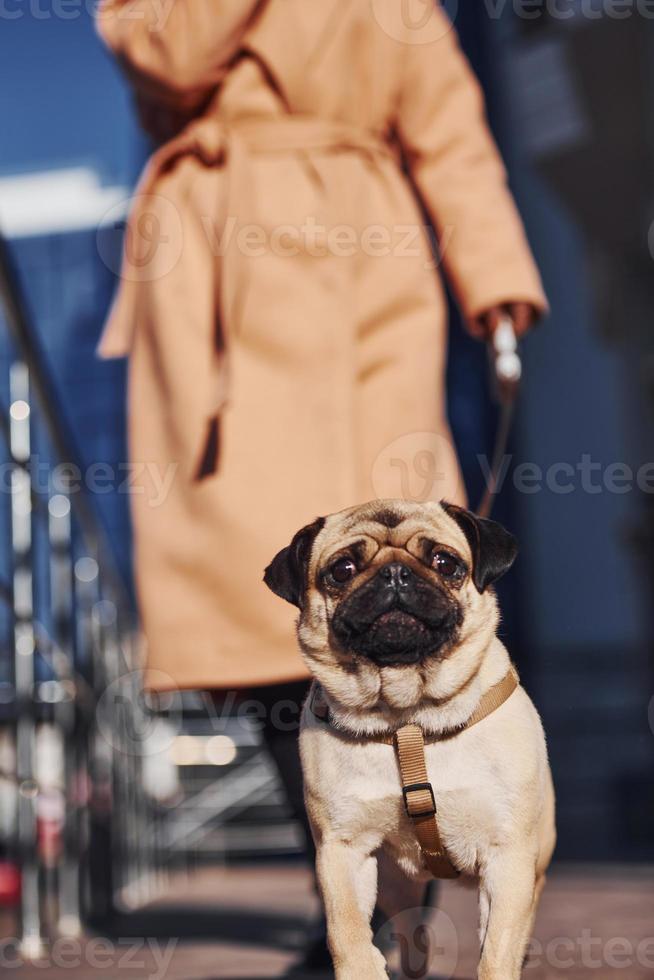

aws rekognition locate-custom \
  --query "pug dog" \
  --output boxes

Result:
[264,499,555,980]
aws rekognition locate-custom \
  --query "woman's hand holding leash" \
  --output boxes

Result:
[489,314,522,402]
[476,308,529,518]
[470,300,537,341]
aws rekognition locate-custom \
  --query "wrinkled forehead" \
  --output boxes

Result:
[313,500,471,565]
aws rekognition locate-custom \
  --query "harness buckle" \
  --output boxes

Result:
[402,781,436,819]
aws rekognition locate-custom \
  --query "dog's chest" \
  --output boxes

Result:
[322,734,515,875]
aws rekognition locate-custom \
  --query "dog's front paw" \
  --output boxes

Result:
[335,944,389,980]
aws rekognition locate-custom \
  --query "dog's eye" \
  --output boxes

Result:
[329,557,357,584]
[432,550,464,580]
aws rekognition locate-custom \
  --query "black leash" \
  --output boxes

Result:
[476,317,521,519]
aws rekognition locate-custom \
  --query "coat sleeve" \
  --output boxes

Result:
[394,2,547,323]
[96,0,263,108]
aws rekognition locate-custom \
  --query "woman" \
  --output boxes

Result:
[97,1,546,960]
[98,0,545,694]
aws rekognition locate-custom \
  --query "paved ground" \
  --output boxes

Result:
[2,862,653,978]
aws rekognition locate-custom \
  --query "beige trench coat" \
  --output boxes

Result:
[98,0,546,691]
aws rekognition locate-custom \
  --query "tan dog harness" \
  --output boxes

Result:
[309,669,519,879]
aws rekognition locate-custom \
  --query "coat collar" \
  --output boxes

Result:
[244,0,344,110]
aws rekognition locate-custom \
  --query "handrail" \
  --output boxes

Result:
[0,230,133,615]
[0,226,147,954]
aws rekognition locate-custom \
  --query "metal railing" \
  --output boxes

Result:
[0,230,162,954]
[0,227,306,957]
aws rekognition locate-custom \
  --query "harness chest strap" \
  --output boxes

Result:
[311,668,519,880]
[394,722,460,879]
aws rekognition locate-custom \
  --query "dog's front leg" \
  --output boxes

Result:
[316,840,388,980]
[478,848,537,980]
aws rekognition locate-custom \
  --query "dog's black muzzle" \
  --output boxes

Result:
[331,562,461,666]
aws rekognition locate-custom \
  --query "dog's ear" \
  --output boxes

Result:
[264,517,326,608]
[441,502,518,593]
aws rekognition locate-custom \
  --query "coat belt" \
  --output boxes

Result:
[98,114,393,417]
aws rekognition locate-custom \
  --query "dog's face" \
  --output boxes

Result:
[264,500,517,710]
